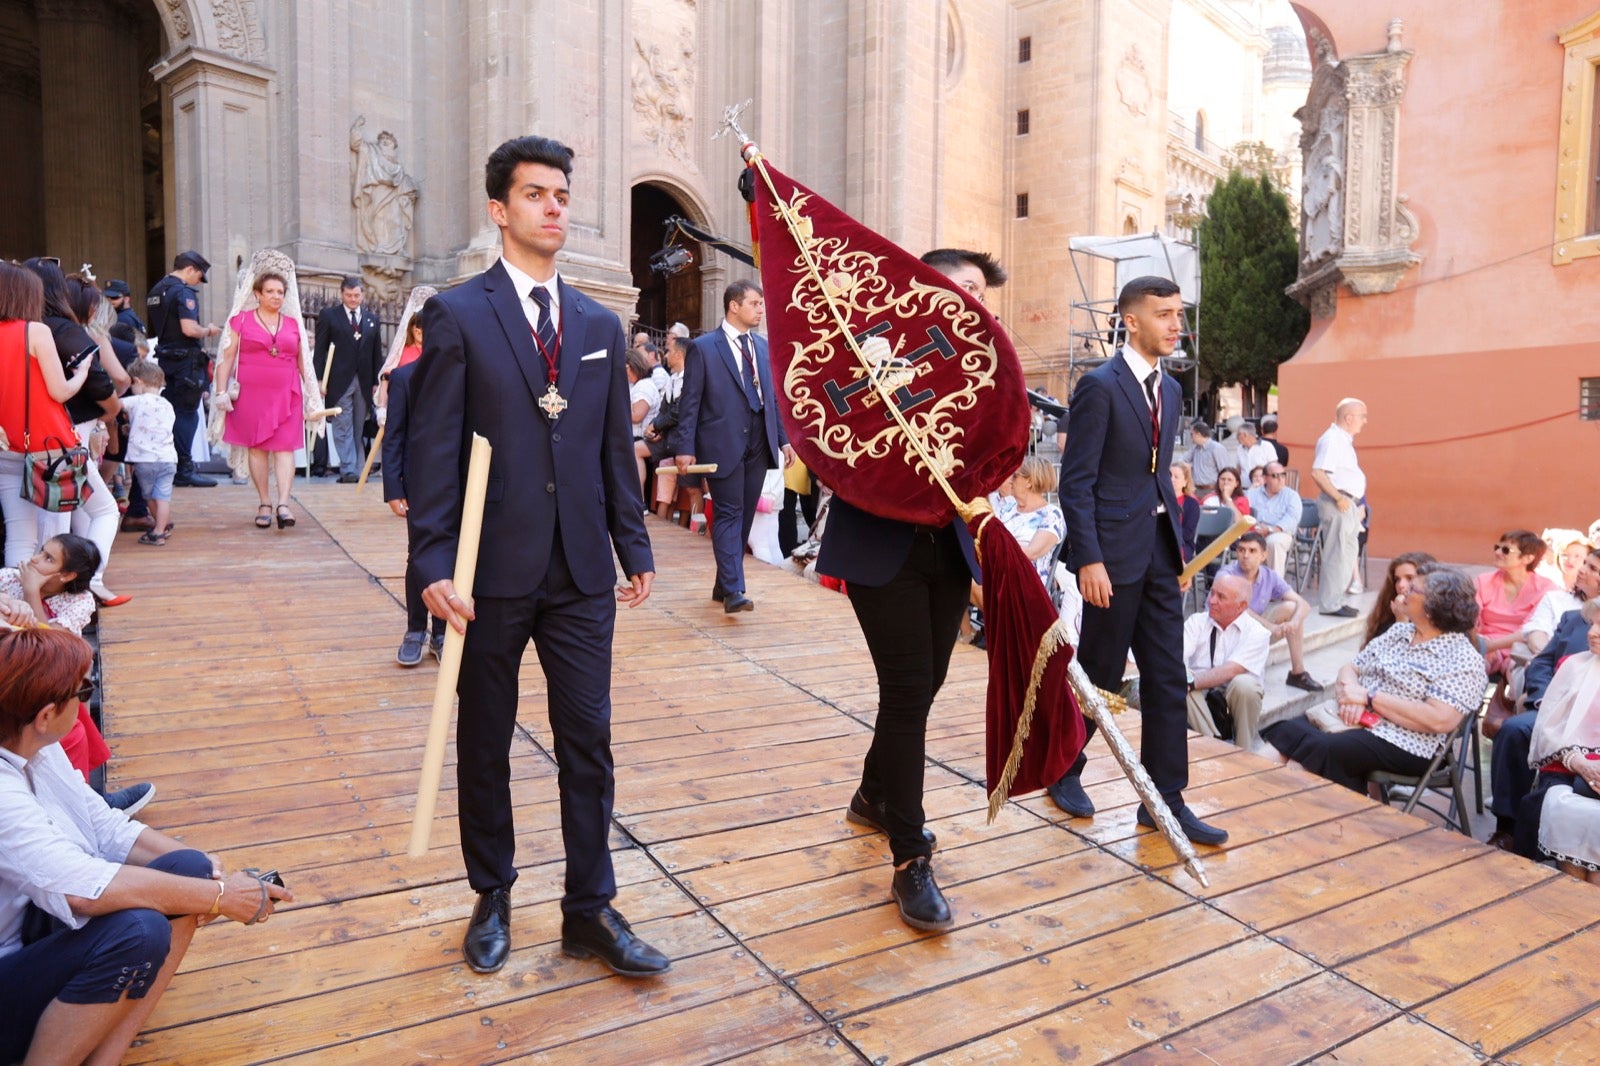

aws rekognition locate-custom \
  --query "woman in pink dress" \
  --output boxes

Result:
[214,271,305,529]
[1476,529,1558,676]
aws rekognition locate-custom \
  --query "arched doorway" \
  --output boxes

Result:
[0,1,166,299]
[629,182,703,336]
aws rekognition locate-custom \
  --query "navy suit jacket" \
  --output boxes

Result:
[1525,608,1591,708]
[380,360,416,504]
[816,498,981,587]
[1059,353,1183,584]
[671,327,786,472]
[313,304,383,404]
[405,262,652,598]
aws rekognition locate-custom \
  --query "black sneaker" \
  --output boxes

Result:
[396,631,426,667]
[891,857,953,931]
[104,782,155,815]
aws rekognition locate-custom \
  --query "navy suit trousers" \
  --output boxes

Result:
[1070,518,1191,803]
[706,407,769,595]
[455,526,619,914]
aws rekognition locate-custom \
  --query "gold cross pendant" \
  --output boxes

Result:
[538,382,568,420]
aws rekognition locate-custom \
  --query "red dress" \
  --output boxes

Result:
[223,311,305,451]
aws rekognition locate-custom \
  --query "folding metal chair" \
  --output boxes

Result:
[1366,684,1491,835]
[1285,498,1322,593]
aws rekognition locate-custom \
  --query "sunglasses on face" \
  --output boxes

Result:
[72,679,94,704]
[1493,544,1518,555]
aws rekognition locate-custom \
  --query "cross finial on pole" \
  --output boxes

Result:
[712,99,753,143]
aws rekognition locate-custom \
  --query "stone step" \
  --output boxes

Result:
[1266,589,1379,664]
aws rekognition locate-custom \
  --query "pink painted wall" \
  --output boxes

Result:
[1279,2,1600,563]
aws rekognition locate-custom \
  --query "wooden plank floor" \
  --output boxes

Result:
[95,481,1598,1065]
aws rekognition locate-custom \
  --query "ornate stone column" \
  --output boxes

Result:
[35,0,144,287]
[151,46,272,322]
[1288,21,1422,317]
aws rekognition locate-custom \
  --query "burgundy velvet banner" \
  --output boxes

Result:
[972,515,1086,801]
[749,161,1030,526]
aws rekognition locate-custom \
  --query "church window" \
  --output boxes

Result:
[1016,193,1030,219]
[1017,109,1030,136]
[1553,11,1600,262]
[1018,36,1032,63]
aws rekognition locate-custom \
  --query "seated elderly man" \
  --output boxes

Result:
[0,627,293,1064]
[1487,556,1600,850]
[1260,564,1486,792]
[1245,461,1301,574]
[1219,532,1323,693]
[1183,573,1272,752]
[1235,422,1278,481]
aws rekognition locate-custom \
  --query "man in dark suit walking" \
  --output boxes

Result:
[406,135,666,977]
[1047,275,1228,846]
[673,281,793,613]
[313,276,383,481]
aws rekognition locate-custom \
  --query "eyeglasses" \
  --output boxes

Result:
[71,678,94,704]
[1492,544,1517,555]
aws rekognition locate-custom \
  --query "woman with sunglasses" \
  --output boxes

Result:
[0,626,294,1065]
[1476,530,1558,677]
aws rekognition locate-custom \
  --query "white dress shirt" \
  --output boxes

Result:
[0,743,144,956]
[1312,423,1365,497]
[1118,345,1161,412]
[499,257,561,335]
[1240,440,1279,476]
[1182,610,1271,683]
[721,320,762,402]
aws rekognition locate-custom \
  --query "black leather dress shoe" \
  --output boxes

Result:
[723,593,754,613]
[463,887,512,973]
[1136,802,1229,846]
[1047,773,1095,818]
[891,857,953,931]
[337,473,361,483]
[846,790,937,849]
[711,583,726,603]
[561,906,671,976]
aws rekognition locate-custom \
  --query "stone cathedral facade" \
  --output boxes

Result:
[0,0,1301,391]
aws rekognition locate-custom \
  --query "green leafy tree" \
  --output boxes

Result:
[1196,166,1308,417]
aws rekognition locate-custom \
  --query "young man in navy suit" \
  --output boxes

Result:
[405,135,666,977]
[672,281,794,613]
[1047,275,1228,846]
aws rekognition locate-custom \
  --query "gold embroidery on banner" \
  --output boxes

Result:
[774,191,1001,484]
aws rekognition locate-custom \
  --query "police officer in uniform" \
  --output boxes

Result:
[104,280,147,340]
[146,251,222,487]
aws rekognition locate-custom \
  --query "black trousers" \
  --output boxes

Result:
[404,559,446,637]
[705,410,769,595]
[778,483,820,558]
[1069,521,1191,803]
[1261,716,1430,793]
[456,528,619,914]
[845,525,968,864]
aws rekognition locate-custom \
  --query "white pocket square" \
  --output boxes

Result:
[581,349,608,361]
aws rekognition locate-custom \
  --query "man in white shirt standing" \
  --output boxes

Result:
[1309,398,1368,617]
[1183,573,1272,753]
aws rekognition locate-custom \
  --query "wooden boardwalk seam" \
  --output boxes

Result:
[97,483,1597,1064]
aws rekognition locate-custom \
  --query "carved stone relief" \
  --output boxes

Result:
[350,115,418,300]
[1288,20,1422,317]
[212,0,265,63]
[1116,46,1153,118]
[632,30,694,163]
[162,0,192,40]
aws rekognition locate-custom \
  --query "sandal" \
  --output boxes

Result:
[276,505,296,529]
[137,531,166,546]
[255,505,273,529]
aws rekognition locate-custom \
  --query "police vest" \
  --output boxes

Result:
[147,276,200,352]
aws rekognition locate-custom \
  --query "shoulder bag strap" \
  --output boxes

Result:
[20,320,30,453]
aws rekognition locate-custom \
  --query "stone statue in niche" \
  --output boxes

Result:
[632,35,693,162]
[1301,124,1344,265]
[350,116,419,259]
